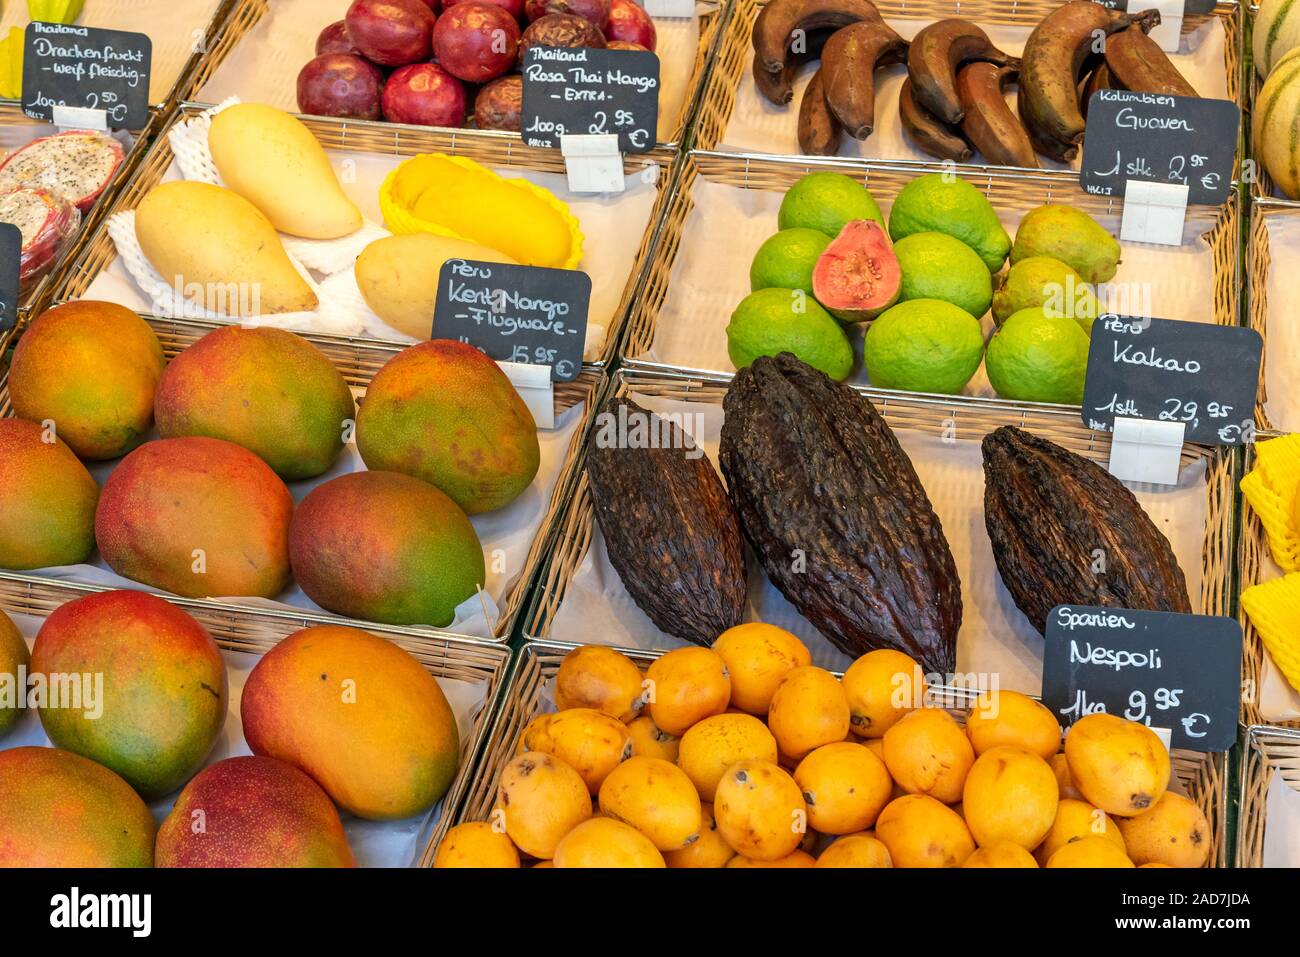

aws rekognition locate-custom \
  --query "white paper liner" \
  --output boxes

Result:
[635,174,1219,389]
[1,612,487,868]
[1263,767,1300,867]
[191,0,704,144]
[1261,213,1300,433]
[719,16,1231,167]
[92,100,652,358]
[25,395,587,641]
[0,0,225,107]
[546,390,1209,694]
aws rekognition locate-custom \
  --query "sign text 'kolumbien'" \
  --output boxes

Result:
[1042,604,1242,752]
[1081,315,1262,446]
[21,21,151,129]
[1079,90,1239,205]
[520,46,659,153]
[433,259,590,381]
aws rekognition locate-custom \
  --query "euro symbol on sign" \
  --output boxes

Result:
[1180,713,1210,738]
[628,128,647,149]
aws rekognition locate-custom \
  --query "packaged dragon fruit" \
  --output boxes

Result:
[0,186,81,288]
[0,130,127,213]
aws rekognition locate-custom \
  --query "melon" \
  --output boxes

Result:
[1255,0,1300,78]
[1253,46,1300,199]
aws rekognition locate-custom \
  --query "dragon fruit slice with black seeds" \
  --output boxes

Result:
[0,186,81,287]
[0,130,126,213]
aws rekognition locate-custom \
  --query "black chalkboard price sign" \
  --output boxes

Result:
[0,223,20,334]
[433,259,590,381]
[1080,315,1262,446]
[1079,91,1239,205]
[21,22,152,129]
[519,46,660,153]
[1042,605,1242,752]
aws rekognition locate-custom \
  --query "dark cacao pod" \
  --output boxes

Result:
[719,353,961,675]
[586,396,747,646]
[982,426,1192,634]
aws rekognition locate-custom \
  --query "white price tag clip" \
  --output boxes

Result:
[499,360,555,431]
[1141,0,1185,54]
[560,133,625,195]
[1120,180,1188,247]
[1107,416,1185,486]
[52,104,110,132]
[642,0,695,17]
[1151,726,1174,753]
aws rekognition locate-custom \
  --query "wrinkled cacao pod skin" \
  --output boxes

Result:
[982,426,1192,634]
[719,353,961,675]
[586,396,747,646]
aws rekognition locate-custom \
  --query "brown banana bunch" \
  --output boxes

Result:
[1104,24,1198,97]
[899,78,973,162]
[907,19,1019,125]
[821,20,909,139]
[957,62,1038,168]
[798,67,843,155]
[1019,1,1161,153]
[752,0,885,76]
[752,27,833,105]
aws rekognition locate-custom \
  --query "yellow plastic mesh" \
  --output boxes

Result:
[1241,573,1300,694]
[1241,434,1300,572]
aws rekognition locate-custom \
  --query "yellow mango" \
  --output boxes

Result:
[598,756,701,851]
[209,104,361,239]
[355,233,517,339]
[135,182,317,317]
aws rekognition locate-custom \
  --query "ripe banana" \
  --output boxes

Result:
[907,19,1018,126]
[798,67,843,155]
[1020,1,1160,148]
[899,78,973,162]
[957,62,1038,169]
[821,21,909,139]
[1104,24,1198,97]
[753,0,885,76]
[753,28,833,105]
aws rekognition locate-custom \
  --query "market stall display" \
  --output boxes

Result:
[0,580,511,867]
[523,369,1236,698]
[443,640,1227,866]
[186,0,728,148]
[0,310,604,643]
[691,0,1240,166]
[1237,725,1300,868]
[621,152,1238,397]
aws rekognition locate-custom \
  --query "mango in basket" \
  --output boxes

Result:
[355,232,517,340]
[0,419,98,571]
[135,181,318,317]
[208,103,361,240]
[379,154,583,269]
[241,625,461,821]
[0,611,29,738]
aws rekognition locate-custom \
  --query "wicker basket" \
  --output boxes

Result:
[0,314,607,644]
[184,0,730,150]
[0,575,512,867]
[693,0,1242,166]
[523,368,1238,675]
[48,103,678,369]
[1245,198,1300,432]
[1237,432,1300,729]
[621,150,1241,389]
[451,638,1230,867]
[1236,724,1300,867]
[0,104,167,330]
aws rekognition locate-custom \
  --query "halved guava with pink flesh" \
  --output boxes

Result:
[812,219,902,323]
